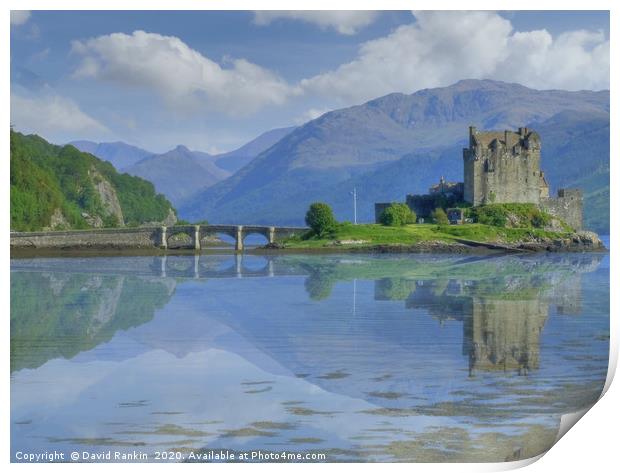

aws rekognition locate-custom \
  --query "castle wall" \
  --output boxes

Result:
[405,195,438,220]
[463,127,546,206]
[540,189,583,231]
[463,151,476,204]
[479,154,543,205]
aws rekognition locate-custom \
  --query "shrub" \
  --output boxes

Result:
[531,212,551,228]
[379,203,416,226]
[305,202,337,237]
[431,207,449,225]
[473,205,507,227]
[471,203,553,228]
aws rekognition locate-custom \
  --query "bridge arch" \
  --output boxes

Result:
[197,227,238,249]
[241,230,270,248]
[165,225,199,250]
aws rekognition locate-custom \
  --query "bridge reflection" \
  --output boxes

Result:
[11,254,309,280]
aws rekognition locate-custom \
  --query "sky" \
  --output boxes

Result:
[10,10,610,154]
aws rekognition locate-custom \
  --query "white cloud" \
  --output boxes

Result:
[71,30,300,116]
[253,11,378,35]
[295,107,332,124]
[11,11,31,26]
[11,93,108,137]
[300,11,610,105]
[500,29,609,91]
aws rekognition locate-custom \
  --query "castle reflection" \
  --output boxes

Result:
[374,254,592,375]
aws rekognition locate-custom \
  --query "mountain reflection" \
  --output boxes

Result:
[10,271,175,372]
[11,253,602,377]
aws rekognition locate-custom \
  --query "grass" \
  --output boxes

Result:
[280,222,572,249]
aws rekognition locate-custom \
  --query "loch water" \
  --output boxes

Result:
[11,248,610,462]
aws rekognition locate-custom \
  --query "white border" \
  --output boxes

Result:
[4,1,617,472]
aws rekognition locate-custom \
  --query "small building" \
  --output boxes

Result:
[429,176,464,198]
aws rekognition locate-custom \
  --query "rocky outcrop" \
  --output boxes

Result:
[139,207,177,227]
[516,231,605,252]
[44,208,70,230]
[81,212,103,228]
[89,167,124,226]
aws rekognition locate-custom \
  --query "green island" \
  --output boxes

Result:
[272,201,603,253]
[280,222,571,248]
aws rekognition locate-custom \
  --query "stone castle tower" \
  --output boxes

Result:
[463,126,549,206]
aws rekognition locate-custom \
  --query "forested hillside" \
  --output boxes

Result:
[10,130,176,231]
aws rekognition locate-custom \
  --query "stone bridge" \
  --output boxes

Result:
[10,224,309,252]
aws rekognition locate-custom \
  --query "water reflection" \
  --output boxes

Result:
[11,252,609,462]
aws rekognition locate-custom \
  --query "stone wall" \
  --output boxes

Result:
[405,193,462,221]
[540,189,583,231]
[11,227,163,249]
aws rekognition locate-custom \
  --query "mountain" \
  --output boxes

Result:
[530,110,609,233]
[72,128,296,209]
[123,145,230,208]
[180,80,609,232]
[213,126,296,173]
[11,131,176,231]
[70,140,153,171]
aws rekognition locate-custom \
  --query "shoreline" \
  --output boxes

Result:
[10,239,608,259]
[10,223,607,259]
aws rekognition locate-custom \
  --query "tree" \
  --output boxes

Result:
[431,207,449,225]
[379,203,416,226]
[305,202,337,237]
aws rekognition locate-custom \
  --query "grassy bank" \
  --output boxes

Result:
[280,223,572,249]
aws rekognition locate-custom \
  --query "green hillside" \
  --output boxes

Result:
[10,130,175,231]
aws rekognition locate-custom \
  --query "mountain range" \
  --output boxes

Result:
[69,140,153,171]
[179,80,609,233]
[124,146,230,207]
[71,126,296,209]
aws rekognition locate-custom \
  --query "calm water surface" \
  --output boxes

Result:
[11,248,610,462]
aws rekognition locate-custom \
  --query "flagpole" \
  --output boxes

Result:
[353,187,357,224]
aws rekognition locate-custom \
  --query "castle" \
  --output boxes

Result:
[375,126,583,230]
